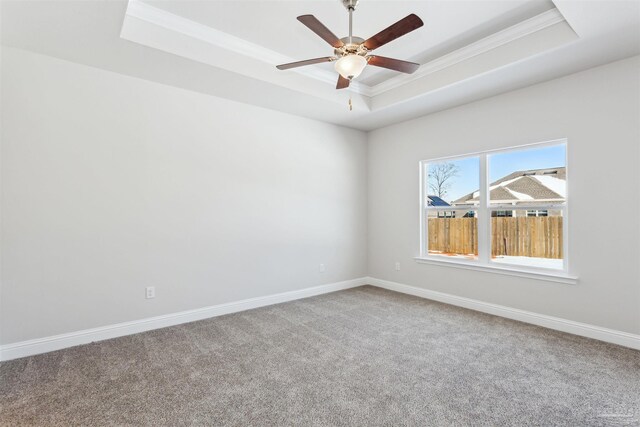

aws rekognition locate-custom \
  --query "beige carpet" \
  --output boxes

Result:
[1,285,639,426]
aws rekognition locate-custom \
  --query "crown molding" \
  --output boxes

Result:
[124,0,371,96]
[123,1,568,104]
[369,8,567,97]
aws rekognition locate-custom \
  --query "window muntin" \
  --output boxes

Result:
[420,141,568,274]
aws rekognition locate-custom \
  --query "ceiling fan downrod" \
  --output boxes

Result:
[343,0,358,45]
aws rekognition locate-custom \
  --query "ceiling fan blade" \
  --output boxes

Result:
[363,14,424,51]
[336,75,350,90]
[367,56,420,74]
[276,57,334,70]
[297,15,344,48]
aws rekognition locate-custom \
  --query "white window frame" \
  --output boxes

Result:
[417,139,577,284]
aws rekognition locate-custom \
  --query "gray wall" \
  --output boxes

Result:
[2,47,639,347]
[0,48,368,344]
[368,56,640,335]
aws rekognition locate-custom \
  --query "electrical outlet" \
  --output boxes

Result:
[319,264,326,273]
[145,286,155,299]
[395,262,401,271]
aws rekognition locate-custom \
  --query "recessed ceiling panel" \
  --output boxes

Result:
[4,0,638,131]
[123,0,577,108]
[140,0,556,85]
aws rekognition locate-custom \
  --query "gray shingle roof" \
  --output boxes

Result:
[452,167,565,205]
[507,175,563,200]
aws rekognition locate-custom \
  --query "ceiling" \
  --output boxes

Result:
[137,0,555,86]
[2,0,640,131]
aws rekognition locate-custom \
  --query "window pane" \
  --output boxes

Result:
[527,210,548,217]
[491,209,563,269]
[427,210,478,260]
[487,144,566,206]
[425,157,479,208]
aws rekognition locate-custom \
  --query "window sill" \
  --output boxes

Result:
[413,257,578,285]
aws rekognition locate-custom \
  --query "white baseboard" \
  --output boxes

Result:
[3,276,637,361]
[0,277,366,362]
[365,277,640,351]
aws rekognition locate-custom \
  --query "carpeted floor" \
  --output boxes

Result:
[1,285,639,426]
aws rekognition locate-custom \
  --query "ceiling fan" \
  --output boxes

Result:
[276,0,424,90]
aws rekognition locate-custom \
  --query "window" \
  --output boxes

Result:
[420,141,568,275]
[437,211,455,218]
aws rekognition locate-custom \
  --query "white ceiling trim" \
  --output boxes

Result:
[123,1,572,110]
[3,0,638,130]
[124,1,566,100]
[369,8,567,97]
[124,0,370,96]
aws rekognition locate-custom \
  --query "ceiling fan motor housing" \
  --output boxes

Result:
[342,0,359,11]
[334,37,367,58]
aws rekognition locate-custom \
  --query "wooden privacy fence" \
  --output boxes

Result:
[428,218,478,256]
[428,217,563,258]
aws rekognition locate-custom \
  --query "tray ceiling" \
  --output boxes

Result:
[2,0,639,130]
[137,0,556,86]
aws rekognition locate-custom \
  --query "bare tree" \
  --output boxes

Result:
[428,162,460,199]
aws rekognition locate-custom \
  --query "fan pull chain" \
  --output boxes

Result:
[349,96,353,111]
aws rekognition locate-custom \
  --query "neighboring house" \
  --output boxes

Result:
[427,195,450,207]
[426,195,454,218]
[451,167,566,217]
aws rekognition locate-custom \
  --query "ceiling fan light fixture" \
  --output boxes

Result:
[334,54,367,80]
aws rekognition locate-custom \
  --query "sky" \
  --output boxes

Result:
[428,144,566,203]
